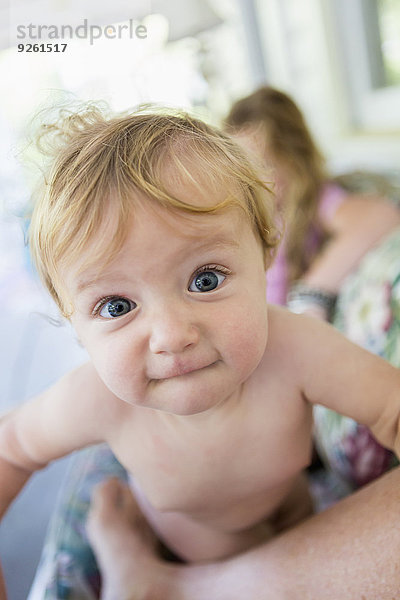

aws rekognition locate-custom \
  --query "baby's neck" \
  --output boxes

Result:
[156,385,244,431]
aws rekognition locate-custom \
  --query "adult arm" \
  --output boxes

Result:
[303,193,400,294]
[168,466,400,599]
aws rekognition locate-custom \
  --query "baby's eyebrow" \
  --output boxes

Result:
[188,236,240,253]
[75,272,128,296]
[75,236,240,296]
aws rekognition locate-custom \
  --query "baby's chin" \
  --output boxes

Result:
[134,364,242,416]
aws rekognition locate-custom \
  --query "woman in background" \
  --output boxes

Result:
[225,86,400,320]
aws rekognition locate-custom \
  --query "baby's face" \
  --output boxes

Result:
[66,196,269,416]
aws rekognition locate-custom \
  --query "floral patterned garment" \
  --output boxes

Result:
[313,226,400,503]
[28,445,128,600]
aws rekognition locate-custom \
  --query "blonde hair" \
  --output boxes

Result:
[29,104,279,317]
[225,86,327,283]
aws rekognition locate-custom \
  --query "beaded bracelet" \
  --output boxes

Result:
[286,281,337,320]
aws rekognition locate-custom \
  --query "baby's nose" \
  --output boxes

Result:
[148,306,199,355]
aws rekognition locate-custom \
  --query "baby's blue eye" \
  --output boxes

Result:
[99,298,136,318]
[189,270,225,293]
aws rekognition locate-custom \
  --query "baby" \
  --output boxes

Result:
[1,107,400,597]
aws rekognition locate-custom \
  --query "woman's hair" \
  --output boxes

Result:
[225,86,327,283]
[29,104,279,317]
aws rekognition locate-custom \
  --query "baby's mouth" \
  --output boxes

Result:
[151,360,218,381]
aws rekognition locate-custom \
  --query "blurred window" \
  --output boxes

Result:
[367,0,400,88]
[334,0,400,131]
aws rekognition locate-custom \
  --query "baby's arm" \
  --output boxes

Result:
[283,309,400,457]
[0,363,117,515]
[0,363,117,598]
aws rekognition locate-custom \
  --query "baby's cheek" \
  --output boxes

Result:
[223,309,268,375]
[90,345,135,399]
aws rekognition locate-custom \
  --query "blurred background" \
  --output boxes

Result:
[0,0,399,597]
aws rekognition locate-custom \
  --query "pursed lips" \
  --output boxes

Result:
[150,360,217,380]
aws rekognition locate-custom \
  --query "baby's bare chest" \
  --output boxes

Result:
[110,390,313,523]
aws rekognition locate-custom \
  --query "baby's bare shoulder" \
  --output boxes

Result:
[260,305,336,379]
[0,362,127,468]
[267,304,333,347]
[61,362,127,420]
[253,305,305,380]
[265,305,316,354]
[29,362,129,450]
